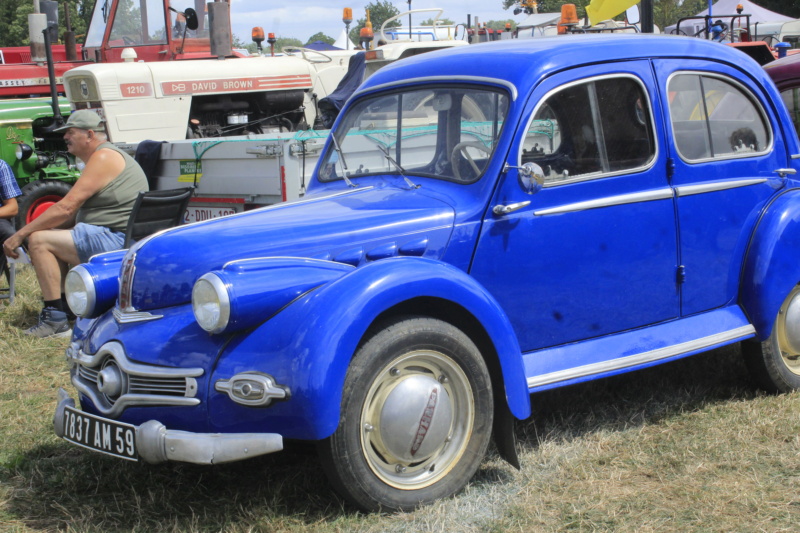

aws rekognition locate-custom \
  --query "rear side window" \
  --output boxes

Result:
[521,75,656,185]
[668,73,770,161]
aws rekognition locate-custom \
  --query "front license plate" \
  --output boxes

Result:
[184,205,240,223]
[62,406,138,461]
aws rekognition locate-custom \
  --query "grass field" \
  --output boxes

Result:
[2,264,800,532]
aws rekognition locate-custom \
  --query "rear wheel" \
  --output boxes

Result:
[743,284,800,392]
[16,180,72,227]
[318,317,493,512]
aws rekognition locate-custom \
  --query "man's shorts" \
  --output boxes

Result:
[71,223,125,263]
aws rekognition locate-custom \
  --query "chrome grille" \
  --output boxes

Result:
[129,376,187,396]
[68,341,203,417]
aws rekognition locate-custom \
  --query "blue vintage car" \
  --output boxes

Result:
[55,34,800,511]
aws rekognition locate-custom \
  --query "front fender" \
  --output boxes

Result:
[741,188,800,339]
[210,257,530,440]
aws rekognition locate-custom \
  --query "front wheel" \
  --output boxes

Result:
[318,317,493,512]
[743,284,800,392]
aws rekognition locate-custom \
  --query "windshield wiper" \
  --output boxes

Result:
[330,133,356,188]
[377,145,419,189]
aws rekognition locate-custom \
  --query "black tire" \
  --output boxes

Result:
[743,284,800,393]
[16,180,72,227]
[318,317,494,512]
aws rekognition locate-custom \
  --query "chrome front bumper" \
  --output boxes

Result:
[54,389,284,464]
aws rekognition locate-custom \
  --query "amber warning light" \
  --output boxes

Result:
[252,26,265,54]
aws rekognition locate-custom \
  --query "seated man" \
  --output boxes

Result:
[2,110,148,337]
[0,159,22,285]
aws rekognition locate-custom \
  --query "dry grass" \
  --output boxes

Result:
[2,266,800,531]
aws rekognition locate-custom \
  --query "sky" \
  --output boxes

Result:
[226,0,524,44]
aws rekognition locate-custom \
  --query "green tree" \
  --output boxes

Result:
[349,0,401,45]
[484,19,517,31]
[0,0,91,47]
[276,36,303,52]
[305,32,335,45]
[420,17,455,26]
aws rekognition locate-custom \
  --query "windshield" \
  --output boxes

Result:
[319,86,509,184]
[85,0,111,47]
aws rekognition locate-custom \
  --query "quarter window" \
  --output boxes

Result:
[781,88,800,139]
[668,73,770,161]
[521,76,656,185]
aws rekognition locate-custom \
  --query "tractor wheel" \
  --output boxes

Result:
[16,180,72,227]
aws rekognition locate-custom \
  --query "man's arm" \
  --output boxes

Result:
[0,197,18,220]
[2,147,125,256]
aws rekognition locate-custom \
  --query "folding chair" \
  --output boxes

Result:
[123,188,193,248]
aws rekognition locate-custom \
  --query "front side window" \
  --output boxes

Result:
[521,76,656,185]
[668,73,770,161]
[319,86,509,184]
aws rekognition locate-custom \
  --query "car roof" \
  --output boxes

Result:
[764,52,800,88]
[358,34,769,99]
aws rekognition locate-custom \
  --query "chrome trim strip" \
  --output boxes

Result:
[534,188,673,216]
[113,307,163,324]
[353,76,519,101]
[675,178,768,197]
[526,325,755,389]
[72,342,203,378]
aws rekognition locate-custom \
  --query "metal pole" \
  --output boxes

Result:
[408,0,412,39]
[641,0,654,33]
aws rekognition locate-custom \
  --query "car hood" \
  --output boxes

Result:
[127,185,456,311]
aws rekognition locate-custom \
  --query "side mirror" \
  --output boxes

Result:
[504,162,545,194]
[184,8,199,31]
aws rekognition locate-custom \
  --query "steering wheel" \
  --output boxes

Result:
[451,141,492,181]
[282,46,332,63]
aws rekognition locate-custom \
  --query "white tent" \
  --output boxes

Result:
[696,0,793,23]
[334,28,357,50]
[666,0,794,35]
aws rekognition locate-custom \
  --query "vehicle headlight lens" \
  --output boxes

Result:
[65,266,95,317]
[15,143,33,161]
[192,273,230,333]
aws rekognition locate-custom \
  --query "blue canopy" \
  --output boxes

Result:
[304,40,341,51]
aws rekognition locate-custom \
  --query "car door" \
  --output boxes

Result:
[471,62,680,353]
[653,60,788,316]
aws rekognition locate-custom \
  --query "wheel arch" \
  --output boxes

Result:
[741,188,800,340]
[229,257,531,440]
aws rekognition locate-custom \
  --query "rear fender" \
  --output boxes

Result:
[217,256,530,440]
[741,189,800,339]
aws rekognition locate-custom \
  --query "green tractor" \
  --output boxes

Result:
[0,97,80,227]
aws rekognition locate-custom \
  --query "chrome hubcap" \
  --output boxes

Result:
[777,286,800,375]
[360,350,474,490]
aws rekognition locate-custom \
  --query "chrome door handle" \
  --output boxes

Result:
[492,201,530,215]
[775,168,797,178]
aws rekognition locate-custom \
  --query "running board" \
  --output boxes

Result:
[523,306,756,393]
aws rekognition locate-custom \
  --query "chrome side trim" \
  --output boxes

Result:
[113,307,163,323]
[675,178,768,197]
[526,325,755,389]
[353,76,519,101]
[534,188,673,216]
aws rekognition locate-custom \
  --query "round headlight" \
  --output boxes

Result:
[15,143,33,161]
[65,266,96,317]
[192,273,230,333]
